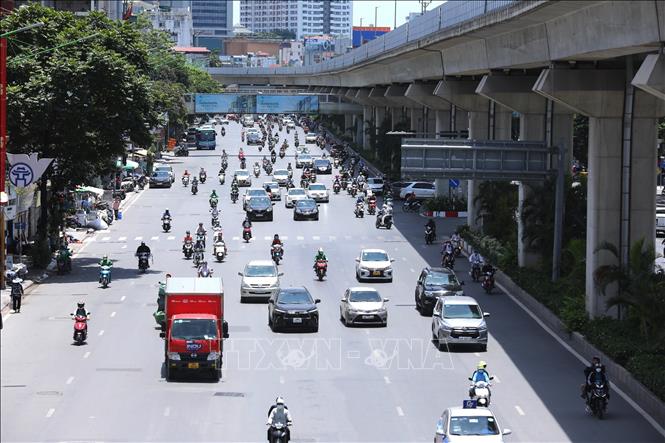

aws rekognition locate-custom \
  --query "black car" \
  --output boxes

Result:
[149,171,172,188]
[293,198,319,221]
[246,196,274,221]
[415,267,464,315]
[313,158,332,174]
[268,287,320,332]
[247,133,262,145]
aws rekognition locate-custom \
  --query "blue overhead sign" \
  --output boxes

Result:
[194,94,318,114]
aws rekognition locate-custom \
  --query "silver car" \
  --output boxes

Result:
[431,296,490,351]
[234,169,252,187]
[285,188,308,208]
[243,188,269,209]
[272,169,290,186]
[296,154,313,169]
[238,260,283,302]
[154,164,175,183]
[307,183,329,203]
[340,287,389,326]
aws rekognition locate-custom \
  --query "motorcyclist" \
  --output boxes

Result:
[196,222,207,236]
[271,234,283,249]
[238,148,245,159]
[242,216,252,229]
[221,149,228,160]
[425,219,436,237]
[182,230,193,253]
[57,244,72,267]
[356,195,365,205]
[210,190,219,206]
[210,206,220,221]
[469,250,484,266]
[136,241,151,257]
[213,229,224,243]
[451,231,461,246]
[98,254,113,282]
[441,239,454,256]
[161,209,172,225]
[469,361,492,397]
[267,397,293,441]
[405,191,418,209]
[197,261,211,277]
[74,301,89,318]
[199,167,206,178]
[367,192,377,207]
[582,356,610,400]
[313,247,327,269]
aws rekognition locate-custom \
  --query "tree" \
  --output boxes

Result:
[474,182,518,242]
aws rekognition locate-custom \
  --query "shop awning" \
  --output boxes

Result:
[74,186,104,197]
[133,149,149,157]
[1,191,8,205]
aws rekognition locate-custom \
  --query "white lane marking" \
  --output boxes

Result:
[384,376,391,384]
[118,236,127,241]
[377,236,384,240]
[121,245,127,249]
[46,408,55,418]
[344,235,352,240]
[474,352,480,357]
[312,235,320,240]
[493,375,501,383]
[110,311,116,318]
[83,351,91,359]
[396,406,404,417]
[410,268,415,273]
[232,236,240,241]
[329,235,336,241]
[134,236,142,241]
[496,279,665,438]
[401,257,407,261]
[515,405,525,416]
[120,295,126,302]
[66,376,75,385]
[87,237,97,242]
[167,236,175,240]
[264,236,271,240]
[279,376,285,384]
[98,330,105,336]
[297,236,304,241]
[163,407,171,417]
[101,236,111,241]
[151,236,159,241]
[281,236,288,240]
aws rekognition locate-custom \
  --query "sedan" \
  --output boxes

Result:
[272,169,290,186]
[269,287,320,332]
[313,158,332,174]
[149,171,172,188]
[245,196,274,221]
[296,154,313,169]
[340,287,389,327]
[432,296,490,351]
[306,183,329,203]
[154,164,175,183]
[434,406,511,443]
[293,199,319,221]
[305,133,318,144]
[399,181,436,199]
[234,169,252,187]
[285,188,308,208]
[355,249,395,282]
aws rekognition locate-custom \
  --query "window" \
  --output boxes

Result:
[413,183,434,189]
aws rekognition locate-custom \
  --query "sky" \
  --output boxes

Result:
[232,1,446,29]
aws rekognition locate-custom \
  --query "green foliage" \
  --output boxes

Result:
[474,181,518,242]
[458,226,515,269]
[29,238,52,269]
[423,196,467,212]
[626,354,665,401]
[573,114,588,166]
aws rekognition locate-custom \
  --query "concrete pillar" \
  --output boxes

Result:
[494,105,513,141]
[410,107,423,133]
[362,105,372,149]
[375,106,386,131]
[435,109,451,137]
[455,108,469,133]
[344,113,353,137]
[534,67,665,317]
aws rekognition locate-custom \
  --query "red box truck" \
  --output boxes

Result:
[160,277,228,381]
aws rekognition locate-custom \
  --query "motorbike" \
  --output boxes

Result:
[221,127,226,136]
[240,158,246,170]
[242,226,252,243]
[196,233,206,249]
[218,173,225,185]
[294,139,299,147]
[271,153,277,164]
[454,242,463,257]
[231,189,239,203]
[268,421,290,443]
[271,244,283,265]
[375,212,393,229]
[193,248,204,266]
[56,251,72,274]
[265,164,273,175]
[279,149,285,159]
[137,252,150,273]
[333,158,339,168]
[469,379,492,407]
[341,179,348,190]
[403,199,422,213]
[183,241,193,259]
[210,198,218,209]
[587,381,608,419]
[214,241,226,262]
[425,226,435,244]
[287,168,293,179]
[442,253,455,269]
[254,166,261,178]
[162,217,171,232]
[99,265,112,288]
[191,182,198,195]
[482,271,495,294]
[198,265,214,278]
[349,186,358,198]
[71,313,89,345]
[367,200,377,215]
[211,215,221,229]
[221,160,228,172]
[315,259,328,281]
[470,264,482,282]
[199,172,207,183]
[354,202,364,218]
[333,182,341,194]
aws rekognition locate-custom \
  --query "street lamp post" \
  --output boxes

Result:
[374,6,378,29]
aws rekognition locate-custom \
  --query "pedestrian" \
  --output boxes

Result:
[112,197,120,219]
[10,277,23,313]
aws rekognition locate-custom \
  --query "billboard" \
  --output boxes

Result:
[352,26,391,48]
[194,94,318,114]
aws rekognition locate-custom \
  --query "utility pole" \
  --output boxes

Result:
[419,0,433,15]
[394,0,397,30]
[374,6,378,29]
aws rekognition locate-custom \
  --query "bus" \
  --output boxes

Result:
[196,125,216,150]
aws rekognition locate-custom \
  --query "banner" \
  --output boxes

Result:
[194,94,318,114]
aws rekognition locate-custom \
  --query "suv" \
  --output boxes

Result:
[431,296,490,351]
[239,260,282,302]
[268,287,320,332]
[367,177,384,195]
[415,267,464,315]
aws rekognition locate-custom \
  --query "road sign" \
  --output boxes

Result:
[6,153,54,188]
[9,163,34,187]
[449,179,460,189]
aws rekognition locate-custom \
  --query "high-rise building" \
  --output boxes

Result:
[190,0,233,51]
[143,2,194,47]
[16,0,124,20]
[240,0,352,40]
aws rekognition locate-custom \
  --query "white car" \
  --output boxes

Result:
[243,187,269,209]
[263,181,281,200]
[355,249,394,282]
[367,177,384,195]
[340,287,389,327]
[307,183,329,203]
[296,154,313,169]
[432,296,490,352]
[305,133,318,144]
[220,118,230,125]
[287,121,296,129]
[285,188,308,208]
[234,169,252,187]
[272,169,290,186]
[399,181,436,199]
[238,260,283,303]
[434,405,511,443]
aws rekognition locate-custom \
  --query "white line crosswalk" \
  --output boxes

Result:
[82,234,405,243]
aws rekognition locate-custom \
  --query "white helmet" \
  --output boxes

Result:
[318,247,323,253]
[275,396,285,405]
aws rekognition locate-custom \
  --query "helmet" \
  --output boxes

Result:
[165,208,169,212]
[141,242,146,246]
[199,222,203,226]
[274,234,279,239]
[478,361,487,369]
[275,396,285,405]
[186,230,190,234]
[77,301,85,308]
[103,254,108,260]
[318,247,323,253]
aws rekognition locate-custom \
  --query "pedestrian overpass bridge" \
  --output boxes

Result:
[207,0,665,320]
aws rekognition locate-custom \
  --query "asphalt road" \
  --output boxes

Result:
[1,120,663,443]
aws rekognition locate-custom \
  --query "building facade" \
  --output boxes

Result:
[145,3,193,47]
[19,0,124,20]
[240,0,352,40]
[190,0,233,50]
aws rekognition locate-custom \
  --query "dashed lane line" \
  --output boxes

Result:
[515,405,525,416]
[134,236,142,241]
[98,330,104,336]
[396,406,404,417]
[110,311,116,318]
[83,351,91,359]
[66,376,74,385]
[46,408,55,418]
[384,376,391,384]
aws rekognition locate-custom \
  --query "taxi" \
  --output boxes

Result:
[434,401,511,442]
